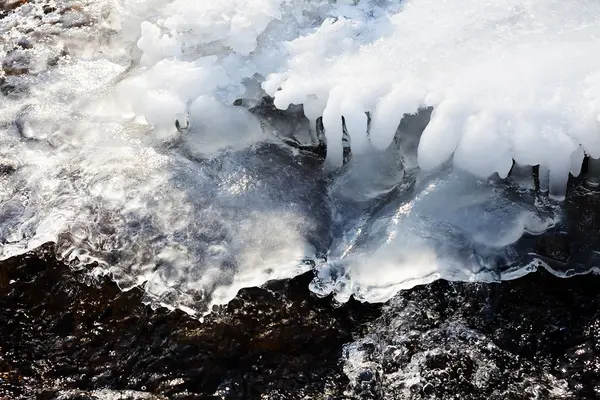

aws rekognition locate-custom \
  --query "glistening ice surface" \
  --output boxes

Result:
[0,0,598,314]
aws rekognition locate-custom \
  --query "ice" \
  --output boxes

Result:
[162,0,284,56]
[549,157,571,201]
[415,102,464,171]
[265,0,600,181]
[538,166,550,193]
[185,95,264,154]
[0,0,333,315]
[570,146,585,178]
[453,113,513,179]
[137,21,181,66]
[2,0,599,315]
[313,167,558,304]
[510,163,534,190]
[322,92,345,167]
[112,0,600,182]
[370,86,424,151]
[342,105,369,155]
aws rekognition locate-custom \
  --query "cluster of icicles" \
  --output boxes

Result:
[307,112,600,201]
[113,0,600,203]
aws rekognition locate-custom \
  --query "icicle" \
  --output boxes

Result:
[370,85,422,151]
[304,94,327,145]
[570,145,585,177]
[586,157,600,188]
[549,163,570,201]
[322,100,343,168]
[342,103,369,155]
[308,119,319,144]
[510,162,534,189]
[538,165,549,192]
[370,98,403,151]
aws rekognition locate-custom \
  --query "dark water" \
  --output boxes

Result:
[1,239,600,399]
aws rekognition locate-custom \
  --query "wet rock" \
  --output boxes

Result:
[0,156,18,174]
[0,0,29,12]
[2,241,600,399]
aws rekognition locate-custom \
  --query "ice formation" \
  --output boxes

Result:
[265,0,600,192]
[311,166,557,304]
[110,0,600,188]
[2,0,600,313]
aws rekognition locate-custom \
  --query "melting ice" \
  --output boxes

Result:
[1,0,599,314]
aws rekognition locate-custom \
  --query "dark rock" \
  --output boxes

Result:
[42,4,56,14]
[16,36,32,49]
[2,242,600,399]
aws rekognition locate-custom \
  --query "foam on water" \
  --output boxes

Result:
[1,0,599,313]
